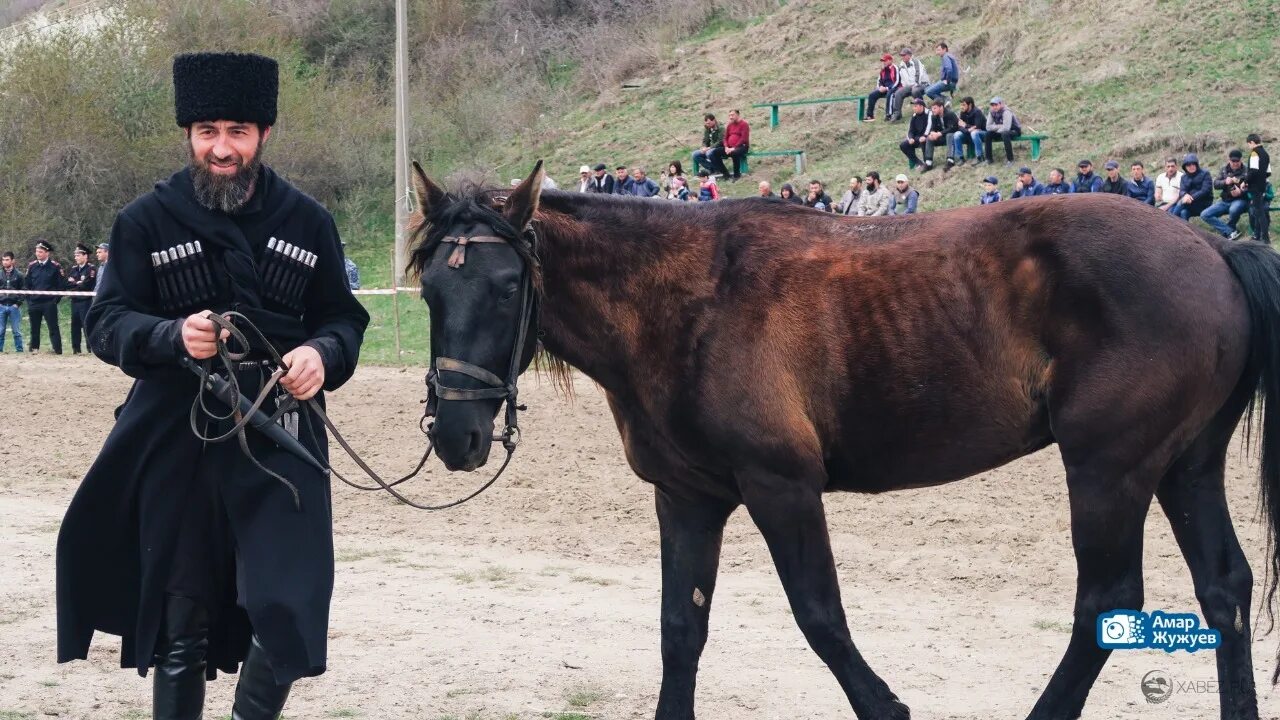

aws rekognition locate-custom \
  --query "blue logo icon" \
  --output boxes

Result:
[1097,610,1221,652]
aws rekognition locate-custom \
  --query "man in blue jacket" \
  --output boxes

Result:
[1125,162,1155,205]
[1010,167,1044,198]
[1173,153,1213,221]
[1071,160,1103,193]
[1043,168,1073,195]
[926,42,959,102]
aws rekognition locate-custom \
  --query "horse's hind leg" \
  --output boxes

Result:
[739,467,910,720]
[1157,416,1258,719]
[653,486,737,720]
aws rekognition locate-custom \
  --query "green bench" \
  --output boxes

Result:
[752,96,868,128]
[906,133,1049,169]
[691,149,807,176]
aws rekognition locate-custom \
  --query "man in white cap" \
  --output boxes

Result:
[576,165,592,192]
[890,173,920,214]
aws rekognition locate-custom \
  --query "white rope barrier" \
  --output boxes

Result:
[2,287,419,298]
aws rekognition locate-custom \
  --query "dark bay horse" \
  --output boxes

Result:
[408,160,1280,720]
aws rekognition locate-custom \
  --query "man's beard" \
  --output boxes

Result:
[189,140,264,213]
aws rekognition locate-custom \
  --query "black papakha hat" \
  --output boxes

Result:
[173,52,279,128]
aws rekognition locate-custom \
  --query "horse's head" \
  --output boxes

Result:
[408,161,543,471]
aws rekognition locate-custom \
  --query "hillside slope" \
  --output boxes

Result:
[495,0,1277,210]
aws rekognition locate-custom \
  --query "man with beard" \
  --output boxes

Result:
[56,52,369,720]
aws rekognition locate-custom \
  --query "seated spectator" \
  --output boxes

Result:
[758,180,775,197]
[576,165,592,192]
[858,172,891,215]
[1100,160,1127,194]
[983,97,1021,165]
[660,161,685,198]
[1200,149,1250,237]
[926,42,959,102]
[695,169,720,201]
[613,165,633,195]
[837,177,864,215]
[927,99,959,172]
[950,96,986,167]
[670,176,691,202]
[1154,157,1183,211]
[692,113,725,176]
[711,109,750,181]
[899,98,931,169]
[890,48,930,122]
[980,176,1001,204]
[865,54,901,122]
[1125,162,1155,205]
[1071,159,1103,193]
[1173,153,1214,221]
[1010,167,1044,198]
[779,183,803,204]
[890,174,920,214]
[1043,168,1073,195]
[804,179,833,211]
[588,163,615,193]
[629,167,660,197]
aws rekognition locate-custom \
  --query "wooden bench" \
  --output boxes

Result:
[691,149,807,176]
[906,133,1049,168]
[751,96,868,128]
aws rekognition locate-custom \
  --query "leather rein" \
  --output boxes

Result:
[189,228,538,511]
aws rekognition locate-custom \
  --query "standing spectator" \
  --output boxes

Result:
[866,54,900,122]
[979,176,1001,204]
[0,251,24,353]
[95,242,109,281]
[1154,157,1184,211]
[950,96,986,167]
[1043,168,1073,195]
[899,98,933,169]
[1100,161,1127,194]
[858,172,892,216]
[692,113,724,175]
[714,109,750,181]
[1246,133,1271,242]
[1010,167,1044,199]
[66,243,96,355]
[1173,153,1214,221]
[758,180,775,197]
[926,42,959,102]
[982,97,1021,166]
[576,165,592,192]
[890,48,929,122]
[836,177,865,215]
[779,183,803,204]
[1071,159,1104,193]
[588,163,615,194]
[613,165,633,195]
[660,161,685,198]
[26,239,64,354]
[926,99,959,172]
[670,176,690,201]
[1200,149,1250,238]
[629,167,661,197]
[804,179,833,211]
[695,169,720,201]
[1125,162,1155,205]
[889,174,920,214]
[342,241,360,290]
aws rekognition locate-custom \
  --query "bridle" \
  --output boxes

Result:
[188,222,540,511]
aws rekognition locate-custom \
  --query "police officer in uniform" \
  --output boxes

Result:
[56,52,369,720]
[26,239,65,354]
[66,243,97,354]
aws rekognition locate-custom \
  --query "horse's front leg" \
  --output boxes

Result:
[653,486,737,720]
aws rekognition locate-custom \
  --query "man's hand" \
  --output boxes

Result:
[280,345,325,401]
[182,311,229,360]
[1181,195,1192,204]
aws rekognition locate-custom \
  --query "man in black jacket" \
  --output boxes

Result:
[0,251,24,352]
[587,163,614,193]
[56,52,369,720]
[950,96,986,167]
[923,99,959,172]
[25,239,65,354]
[898,98,935,170]
[66,243,97,354]
[1100,160,1127,194]
[1246,133,1271,242]
[1201,149,1250,238]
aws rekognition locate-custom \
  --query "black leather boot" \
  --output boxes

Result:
[231,637,292,720]
[153,595,209,720]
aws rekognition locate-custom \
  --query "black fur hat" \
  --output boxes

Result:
[173,52,279,127]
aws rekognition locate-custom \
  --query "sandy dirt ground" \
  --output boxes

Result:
[1,353,1279,719]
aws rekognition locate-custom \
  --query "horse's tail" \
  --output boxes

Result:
[1218,239,1280,682]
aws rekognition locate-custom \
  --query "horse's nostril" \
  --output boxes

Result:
[467,430,483,455]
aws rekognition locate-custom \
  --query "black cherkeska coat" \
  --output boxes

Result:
[56,165,369,684]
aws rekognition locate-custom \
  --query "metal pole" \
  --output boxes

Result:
[391,247,403,363]
[393,0,411,286]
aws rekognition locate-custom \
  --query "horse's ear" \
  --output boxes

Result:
[411,161,447,216]
[505,160,545,230]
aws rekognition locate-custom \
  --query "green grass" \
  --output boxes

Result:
[1033,619,1074,634]
[326,710,361,718]
[0,712,36,720]
[565,685,609,708]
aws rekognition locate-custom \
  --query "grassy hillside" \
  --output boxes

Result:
[486,0,1277,210]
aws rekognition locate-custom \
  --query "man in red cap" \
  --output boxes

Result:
[865,53,900,122]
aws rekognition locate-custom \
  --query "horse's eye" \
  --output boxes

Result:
[500,284,519,301]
